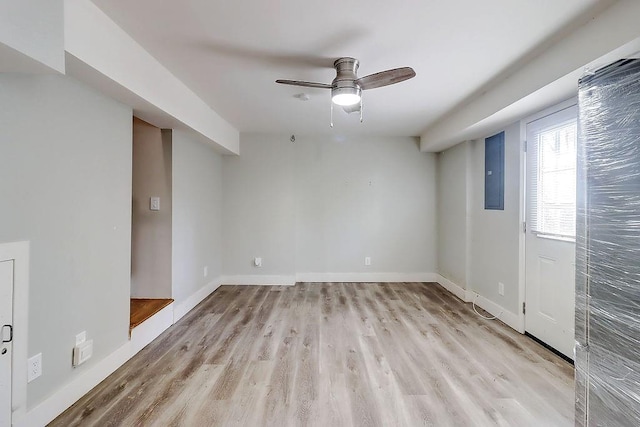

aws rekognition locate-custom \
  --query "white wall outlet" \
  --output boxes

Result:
[28,353,42,383]
[364,257,371,266]
[73,340,93,367]
[75,331,87,346]
[203,266,208,277]
[150,197,160,211]
[254,257,262,267]
[498,282,505,296]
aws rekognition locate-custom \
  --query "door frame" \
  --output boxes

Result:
[518,98,578,335]
[0,241,29,425]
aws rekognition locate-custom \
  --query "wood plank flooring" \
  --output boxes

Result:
[130,298,174,331]
[52,283,574,426]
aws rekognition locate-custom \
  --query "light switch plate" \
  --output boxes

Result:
[150,197,160,211]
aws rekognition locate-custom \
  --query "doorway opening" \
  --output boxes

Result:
[130,118,173,332]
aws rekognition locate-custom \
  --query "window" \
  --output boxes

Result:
[527,106,578,240]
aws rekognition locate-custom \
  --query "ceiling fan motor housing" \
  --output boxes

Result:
[331,57,362,105]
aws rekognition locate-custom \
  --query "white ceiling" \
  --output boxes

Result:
[91,0,606,137]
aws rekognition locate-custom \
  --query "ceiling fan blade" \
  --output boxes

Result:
[356,67,416,90]
[276,79,332,89]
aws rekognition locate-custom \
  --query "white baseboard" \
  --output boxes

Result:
[466,291,520,331]
[130,303,174,355]
[433,274,468,301]
[14,340,133,427]
[295,272,438,283]
[434,274,520,332]
[19,280,221,427]
[220,275,296,286]
[174,278,222,323]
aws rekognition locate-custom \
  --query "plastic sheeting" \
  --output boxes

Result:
[576,59,640,426]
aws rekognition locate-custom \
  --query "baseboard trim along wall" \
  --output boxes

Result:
[20,273,519,426]
[15,338,133,427]
[130,302,174,355]
[220,275,296,286]
[18,278,224,427]
[433,274,520,332]
[174,278,222,322]
[434,274,468,301]
[295,272,439,283]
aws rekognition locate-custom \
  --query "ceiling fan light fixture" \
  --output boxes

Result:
[331,85,361,106]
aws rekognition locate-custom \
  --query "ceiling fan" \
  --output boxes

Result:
[276,57,415,125]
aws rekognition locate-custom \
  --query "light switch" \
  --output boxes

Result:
[150,197,160,211]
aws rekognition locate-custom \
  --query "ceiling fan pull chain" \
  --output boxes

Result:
[330,101,334,128]
[360,97,364,123]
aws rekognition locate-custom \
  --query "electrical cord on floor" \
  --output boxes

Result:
[472,293,502,320]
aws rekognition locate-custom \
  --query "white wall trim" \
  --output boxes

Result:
[296,272,439,284]
[174,278,222,323]
[466,291,520,332]
[16,278,223,426]
[433,274,469,302]
[16,301,174,427]
[14,340,132,427]
[130,303,174,355]
[434,274,520,332]
[220,275,296,286]
[0,241,29,426]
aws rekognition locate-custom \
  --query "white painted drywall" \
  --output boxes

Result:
[420,0,640,152]
[131,119,172,298]
[0,0,65,73]
[436,141,470,288]
[64,0,239,155]
[222,134,436,278]
[467,123,521,313]
[0,74,132,408]
[172,130,223,305]
[222,134,296,278]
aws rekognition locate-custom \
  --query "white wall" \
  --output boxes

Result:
[436,141,470,288]
[222,134,296,279]
[0,0,65,73]
[223,134,437,280]
[0,74,132,408]
[131,119,172,299]
[172,130,223,305]
[468,123,521,313]
[436,122,521,315]
[64,0,239,155]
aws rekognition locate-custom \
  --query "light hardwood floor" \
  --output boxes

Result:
[52,282,574,426]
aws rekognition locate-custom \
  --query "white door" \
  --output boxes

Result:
[525,105,577,359]
[0,260,13,427]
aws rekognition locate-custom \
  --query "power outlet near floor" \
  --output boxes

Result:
[28,353,42,383]
[498,282,505,296]
[364,257,371,266]
[204,266,209,278]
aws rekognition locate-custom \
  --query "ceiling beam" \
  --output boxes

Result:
[64,0,240,155]
[420,0,640,152]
